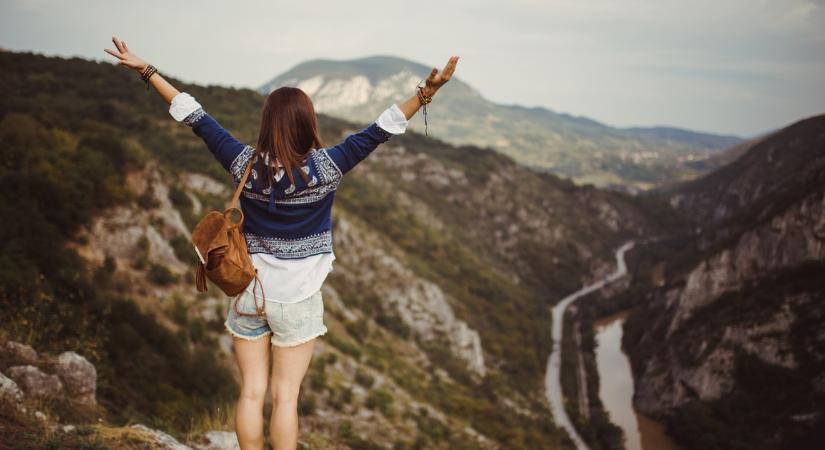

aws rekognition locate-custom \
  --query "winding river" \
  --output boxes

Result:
[545,242,634,450]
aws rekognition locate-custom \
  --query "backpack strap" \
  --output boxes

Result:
[227,160,253,211]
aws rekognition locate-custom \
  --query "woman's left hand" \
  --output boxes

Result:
[104,36,148,72]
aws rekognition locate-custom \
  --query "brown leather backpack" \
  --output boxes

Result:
[191,161,266,316]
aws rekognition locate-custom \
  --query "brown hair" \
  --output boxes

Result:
[255,87,324,188]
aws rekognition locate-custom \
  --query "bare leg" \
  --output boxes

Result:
[233,335,271,450]
[269,338,316,450]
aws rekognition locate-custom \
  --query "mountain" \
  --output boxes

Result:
[260,55,742,191]
[0,51,662,448]
[621,115,825,449]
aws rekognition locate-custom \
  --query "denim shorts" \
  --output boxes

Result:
[224,289,328,347]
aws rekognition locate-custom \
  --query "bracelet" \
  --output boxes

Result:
[416,84,433,136]
[140,64,158,88]
[416,86,432,105]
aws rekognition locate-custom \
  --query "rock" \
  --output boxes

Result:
[195,431,240,450]
[130,424,192,450]
[334,215,486,377]
[0,372,24,403]
[7,365,63,399]
[34,410,46,421]
[3,341,39,365]
[53,351,97,405]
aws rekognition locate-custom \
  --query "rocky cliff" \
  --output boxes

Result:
[624,115,825,450]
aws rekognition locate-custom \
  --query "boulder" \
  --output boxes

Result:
[130,424,192,450]
[7,365,63,399]
[52,351,97,405]
[195,431,240,450]
[0,371,24,403]
[3,341,39,365]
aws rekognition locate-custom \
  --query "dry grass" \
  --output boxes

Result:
[183,401,236,443]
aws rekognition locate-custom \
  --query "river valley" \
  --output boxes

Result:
[544,242,679,450]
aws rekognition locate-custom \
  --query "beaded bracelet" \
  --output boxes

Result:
[416,84,433,136]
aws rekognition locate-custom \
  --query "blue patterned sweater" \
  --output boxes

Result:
[182,106,396,259]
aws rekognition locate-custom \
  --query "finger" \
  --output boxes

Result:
[443,56,458,78]
[122,40,129,52]
[427,67,438,81]
[112,36,125,53]
[104,48,124,59]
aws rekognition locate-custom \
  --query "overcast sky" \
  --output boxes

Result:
[2,0,823,136]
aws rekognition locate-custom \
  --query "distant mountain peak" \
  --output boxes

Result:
[260,55,742,190]
[262,55,435,88]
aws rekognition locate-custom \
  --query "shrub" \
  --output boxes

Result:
[169,235,195,264]
[148,263,177,285]
[354,368,375,388]
[366,389,395,418]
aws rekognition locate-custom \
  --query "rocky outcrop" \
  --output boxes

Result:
[334,214,486,376]
[194,431,240,450]
[625,115,825,445]
[3,341,38,365]
[386,281,486,376]
[130,424,192,450]
[52,351,98,405]
[0,371,24,404]
[1,342,98,406]
[7,365,64,399]
[667,189,825,334]
[78,163,190,275]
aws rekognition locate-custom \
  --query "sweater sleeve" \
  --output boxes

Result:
[169,92,246,173]
[325,104,407,175]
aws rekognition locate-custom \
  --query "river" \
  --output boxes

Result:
[594,312,681,450]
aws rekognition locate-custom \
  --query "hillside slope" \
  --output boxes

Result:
[622,115,825,450]
[261,55,741,191]
[0,51,658,448]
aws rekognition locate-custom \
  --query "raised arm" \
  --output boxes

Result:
[324,56,460,175]
[397,56,459,120]
[104,37,179,104]
[104,36,249,177]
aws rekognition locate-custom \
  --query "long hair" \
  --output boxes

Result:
[255,87,324,188]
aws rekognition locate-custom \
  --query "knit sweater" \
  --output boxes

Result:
[172,93,406,301]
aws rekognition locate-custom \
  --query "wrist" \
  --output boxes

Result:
[416,86,436,107]
[421,86,437,98]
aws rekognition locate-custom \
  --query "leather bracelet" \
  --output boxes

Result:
[140,64,158,88]
[416,86,433,105]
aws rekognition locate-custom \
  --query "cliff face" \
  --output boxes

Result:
[624,115,825,449]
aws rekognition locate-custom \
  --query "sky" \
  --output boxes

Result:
[1,0,823,137]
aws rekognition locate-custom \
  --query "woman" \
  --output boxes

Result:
[104,37,458,450]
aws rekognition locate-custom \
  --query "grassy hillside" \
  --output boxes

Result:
[0,50,655,448]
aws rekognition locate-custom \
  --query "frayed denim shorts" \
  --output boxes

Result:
[224,289,328,347]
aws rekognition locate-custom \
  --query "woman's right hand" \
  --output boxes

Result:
[104,36,149,72]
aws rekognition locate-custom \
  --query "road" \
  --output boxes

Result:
[544,241,635,450]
